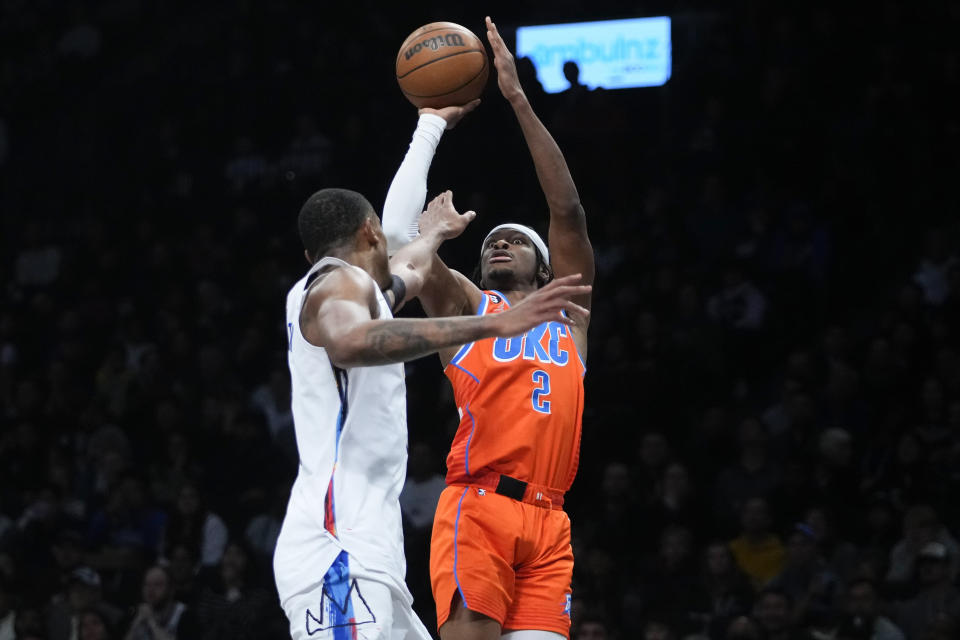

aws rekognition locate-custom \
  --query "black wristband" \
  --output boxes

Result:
[387,274,407,313]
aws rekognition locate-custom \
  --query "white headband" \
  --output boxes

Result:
[481,223,550,265]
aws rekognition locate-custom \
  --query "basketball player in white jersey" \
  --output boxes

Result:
[275,179,590,638]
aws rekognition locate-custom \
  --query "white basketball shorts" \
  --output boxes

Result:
[282,549,432,640]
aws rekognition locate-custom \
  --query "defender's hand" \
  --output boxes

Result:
[418,190,476,241]
[485,16,524,104]
[419,99,481,130]
[491,274,591,337]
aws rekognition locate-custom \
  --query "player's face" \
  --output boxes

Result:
[480,230,540,289]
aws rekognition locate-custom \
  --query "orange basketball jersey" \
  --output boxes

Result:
[444,290,586,494]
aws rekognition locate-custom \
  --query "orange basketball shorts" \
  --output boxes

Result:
[429,485,574,636]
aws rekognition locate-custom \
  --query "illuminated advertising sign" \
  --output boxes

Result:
[516,16,672,92]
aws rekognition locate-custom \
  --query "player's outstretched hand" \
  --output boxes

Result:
[419,99,481,130]
[492,274,591,338]
[485,16,524,104]
[419,190,476,241]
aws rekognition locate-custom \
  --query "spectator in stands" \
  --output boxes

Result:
[147,429,201,508]
[163,482,227,568]
[809,428,860,523]
[641,525,704,629]
[724,615,763,640]
[801,506,861,583]
[242,483,285,567]
[163,544,199,605]
[399,441,446,536]
[715,419,781,535]
[891,541,960,640]
[767,523,840,627]
[695,541,754,637]
[85,474,166,577]
[839,578,905,640]
[636,430,673,504]
[643,618,677,640]
[886,504,959,589]
[124,565,197,640]
[46,567,123,640]
[79,608,117,640]
[645,461,710,541]
[729,497,785,589]
[13,606,46,640]
[706,262,767,331]
[762,378,803,439]
[590,460,644,550]
[32,527,86,608]
[193,541,284,638]
[248,367,294,454]
[752,588,799,640]
[769,387,819,465]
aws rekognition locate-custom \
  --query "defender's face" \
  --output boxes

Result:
[480,230,540,287]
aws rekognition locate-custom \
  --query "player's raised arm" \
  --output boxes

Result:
[414,192,487,336]
[485,16,595,309]
[382,101,480,254]
[304,269,590,369]
[385,190,476,311]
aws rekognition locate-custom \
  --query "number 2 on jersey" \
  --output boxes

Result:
[531,369,551,414]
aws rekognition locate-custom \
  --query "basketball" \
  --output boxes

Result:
[396,22,489,109]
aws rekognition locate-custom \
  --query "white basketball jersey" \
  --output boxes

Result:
[274,257,411,604]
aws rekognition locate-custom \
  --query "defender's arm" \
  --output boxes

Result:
[304,267,590,369]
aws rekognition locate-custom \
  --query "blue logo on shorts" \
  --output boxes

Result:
[306,551,376,637]
[563,593,572,617]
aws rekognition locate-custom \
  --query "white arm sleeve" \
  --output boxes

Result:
[382,113,447,254]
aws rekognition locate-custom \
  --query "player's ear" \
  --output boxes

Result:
[537,262,553,287]
[304,249,314,265]
[360,217,380,246]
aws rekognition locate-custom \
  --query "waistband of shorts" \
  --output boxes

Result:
[451,472,565,510]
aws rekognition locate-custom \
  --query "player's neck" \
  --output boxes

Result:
[329,248,390,290]
[495,284,537,304]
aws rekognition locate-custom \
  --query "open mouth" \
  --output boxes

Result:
[488,251,512,264]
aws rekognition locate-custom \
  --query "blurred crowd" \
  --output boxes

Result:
[2,1,959,639]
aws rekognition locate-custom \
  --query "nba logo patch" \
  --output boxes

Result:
[563,593,572,617]
[489,294,500,304]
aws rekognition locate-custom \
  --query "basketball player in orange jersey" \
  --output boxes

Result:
[382,16,594,640]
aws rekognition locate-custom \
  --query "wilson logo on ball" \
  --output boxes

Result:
[404,33,466,60]
[396,21,489,109]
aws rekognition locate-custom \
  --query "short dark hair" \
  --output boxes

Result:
[298,188,375,261]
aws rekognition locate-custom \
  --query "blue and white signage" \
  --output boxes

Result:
[516,16,672,93]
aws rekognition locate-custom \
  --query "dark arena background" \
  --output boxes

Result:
[2,2,959,639]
